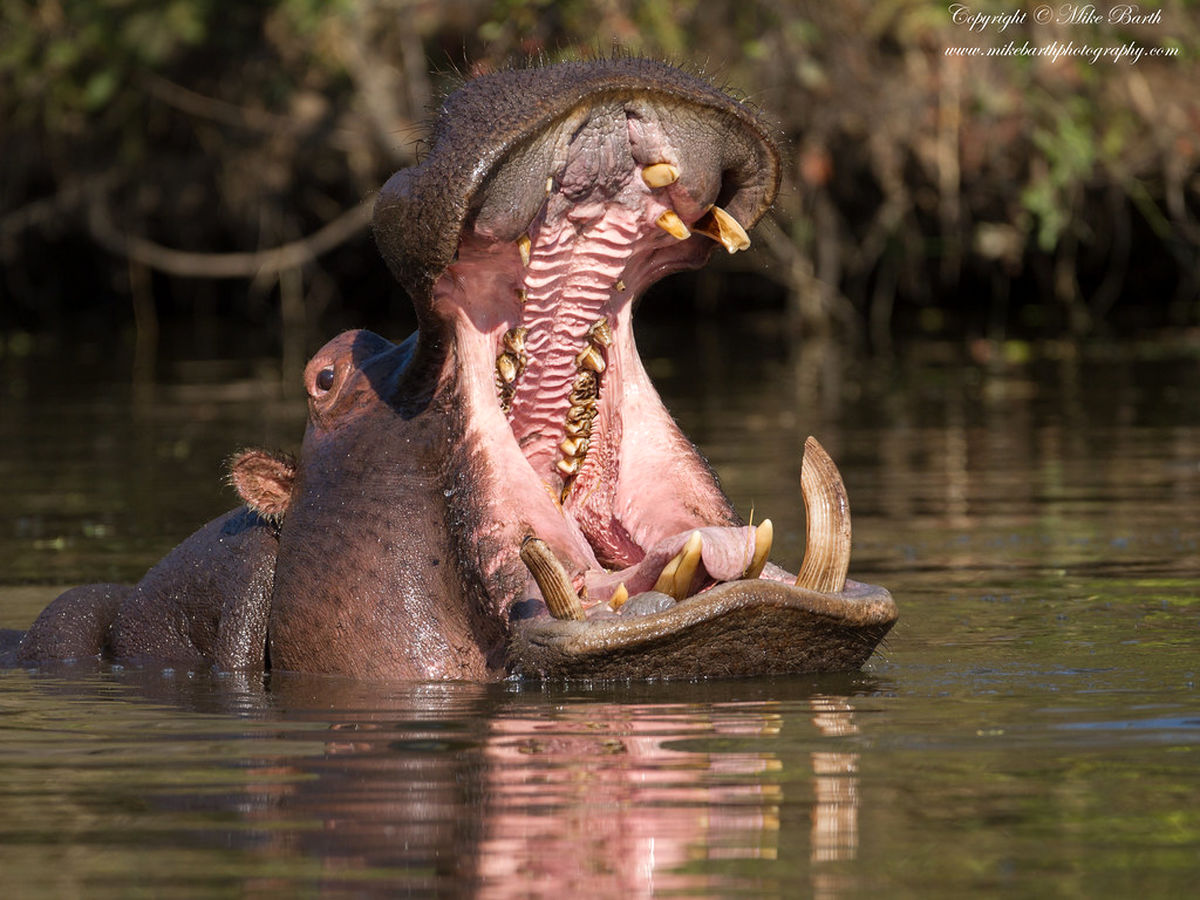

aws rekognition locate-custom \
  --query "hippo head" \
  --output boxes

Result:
[265,59,896,681]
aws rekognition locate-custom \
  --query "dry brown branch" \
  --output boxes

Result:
[86,197,374,279]
[1,174,119,240]
[142,73,302,135]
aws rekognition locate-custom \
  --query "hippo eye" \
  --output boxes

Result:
[315,366,335,392]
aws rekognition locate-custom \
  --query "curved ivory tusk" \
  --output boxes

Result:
[520,537,585,621]
[795,436,852,593]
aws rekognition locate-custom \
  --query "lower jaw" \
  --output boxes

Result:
[514,436,857,626]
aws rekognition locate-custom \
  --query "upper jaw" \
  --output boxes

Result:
[372,58,782,313]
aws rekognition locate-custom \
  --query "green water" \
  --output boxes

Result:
[2,320,1198,897]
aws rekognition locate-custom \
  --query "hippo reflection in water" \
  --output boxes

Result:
[12,59,897,680]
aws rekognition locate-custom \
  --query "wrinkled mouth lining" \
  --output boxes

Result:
[441,100,853,624]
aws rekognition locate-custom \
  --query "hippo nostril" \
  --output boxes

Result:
[315,367,335,392]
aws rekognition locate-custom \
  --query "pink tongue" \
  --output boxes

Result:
[584,525,759,601]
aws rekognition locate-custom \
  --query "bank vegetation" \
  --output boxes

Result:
[2,0,1197,362]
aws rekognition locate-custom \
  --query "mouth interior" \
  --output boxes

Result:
[432,99,782,613]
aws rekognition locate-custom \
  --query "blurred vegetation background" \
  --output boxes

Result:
[2,0,1198,371]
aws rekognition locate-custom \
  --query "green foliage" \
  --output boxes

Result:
[1022,103,1098,252]
[1,0,1197,338]
[1,0,214,130]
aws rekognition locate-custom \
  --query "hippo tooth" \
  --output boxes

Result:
[496,352,519,384]
[518,233,532,266]
[559,437,582,458]
[642,162,681,188]
[608,582,629,611]
[653,530,703,602]
[503,326,528,355]
[795,436,852,593]
[694,205,751,254]
[556,457,580,477]
[575,344,605,373]
[520,537,586,621]
[656,210,691,241]
[588,318,613,347]
[743,518,773,579]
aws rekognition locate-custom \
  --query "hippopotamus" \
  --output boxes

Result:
[9,58,896,680]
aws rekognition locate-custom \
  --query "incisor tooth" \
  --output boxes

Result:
[795,436,852,593]
[656,210,691,241]
[518,233,532,266]
[520,537,585,621]
[642,162,681,188]
[608,582,629,611]
[694,205,751,254]
[744,518,773,579]
[673,530,703,600]
[653,531,703,602]
[576,344,605,373]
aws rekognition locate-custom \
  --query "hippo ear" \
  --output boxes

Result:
[228,448,297,522]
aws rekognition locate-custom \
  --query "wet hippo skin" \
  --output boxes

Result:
[10,59,897,680]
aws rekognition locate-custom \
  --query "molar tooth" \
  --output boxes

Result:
[743,518,773,579]
[559,437,581,457]
[795,436,852,594]
[503,326,528,355]
[556,457,580,477]
[656,210,691,241]
[653,531,703,602]
[608,582,629,611]
[588,319,613,348]
[576,344,605,373]
[694,205,751,254]
[520,537,585,621]
[496,352,518,384]
[642,163,681,188]
[518,233,532,266]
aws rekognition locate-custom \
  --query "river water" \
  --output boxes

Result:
[1,316,1198,897]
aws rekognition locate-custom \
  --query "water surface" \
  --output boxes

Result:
[2,320,1198,896]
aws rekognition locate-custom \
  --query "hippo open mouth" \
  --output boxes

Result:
[372,59,896,678]
[12,59,894,682]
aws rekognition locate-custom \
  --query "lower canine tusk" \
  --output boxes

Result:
[520,537,585,621]
[795,437,852,593]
